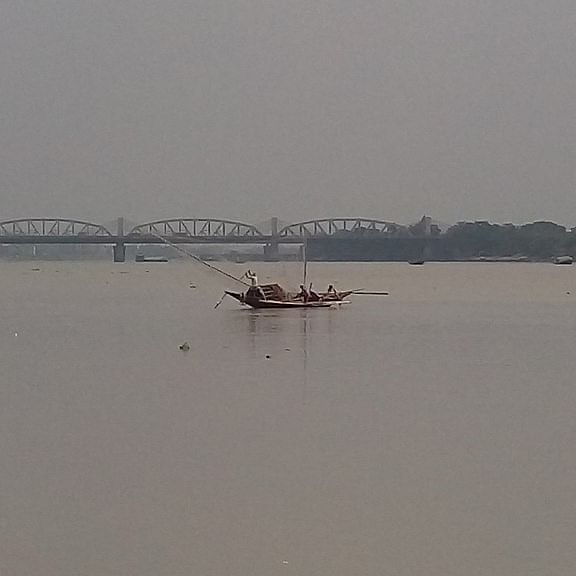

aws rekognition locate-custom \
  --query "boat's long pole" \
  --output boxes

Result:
[149,233,249,286]
[351,290,389,295]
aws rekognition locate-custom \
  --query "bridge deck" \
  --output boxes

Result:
[0,234,438,245]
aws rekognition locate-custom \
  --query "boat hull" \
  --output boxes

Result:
[225,291,339,309]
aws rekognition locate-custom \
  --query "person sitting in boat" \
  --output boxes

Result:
[325,284,340,300]
[246,286,266,301]
[296,284,309,302]
[308,283,321,302]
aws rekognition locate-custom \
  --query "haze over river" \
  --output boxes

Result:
[1,261,575,576]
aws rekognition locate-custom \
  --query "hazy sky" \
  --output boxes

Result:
[1,1,575,226]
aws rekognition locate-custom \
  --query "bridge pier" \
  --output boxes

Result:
[113,217,126,262]
[113,242,126,262]
[264,241,279,261]
[263,217,280,260]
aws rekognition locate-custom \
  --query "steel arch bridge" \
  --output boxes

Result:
[128,218,263,238]
[278,218,406,237]
[0,218,113,237]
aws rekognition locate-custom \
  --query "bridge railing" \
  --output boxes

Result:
[278,218,409,237]
[128,218,264,238]
[0,216,431,239]
[0,219,113,237]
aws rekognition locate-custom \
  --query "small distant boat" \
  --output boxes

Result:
[408,260,425,265]
[554,256,573,265]
[135,254,168,263]
[554,256,574,265]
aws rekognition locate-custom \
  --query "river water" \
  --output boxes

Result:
[1,261,575,576]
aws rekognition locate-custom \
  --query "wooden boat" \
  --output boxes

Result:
[224,282,352,309]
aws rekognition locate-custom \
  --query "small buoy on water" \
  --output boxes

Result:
[179,342,190,352]
[265,354,271,359]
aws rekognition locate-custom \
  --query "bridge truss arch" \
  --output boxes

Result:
[279,218,406,237]
[128,218,263,238]
[0,218,113,237]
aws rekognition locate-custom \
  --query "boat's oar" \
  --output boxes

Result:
[351,290,389,296]
[214,292,228,309]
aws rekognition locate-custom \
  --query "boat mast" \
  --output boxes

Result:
[302,237,308,287]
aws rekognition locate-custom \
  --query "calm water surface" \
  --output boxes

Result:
[1,261,575,575]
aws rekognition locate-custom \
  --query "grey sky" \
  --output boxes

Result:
[1,1,575,227]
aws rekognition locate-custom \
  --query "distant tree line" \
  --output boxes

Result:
[442,221,576,260]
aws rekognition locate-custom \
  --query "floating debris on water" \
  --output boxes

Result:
[179,342,191,352]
